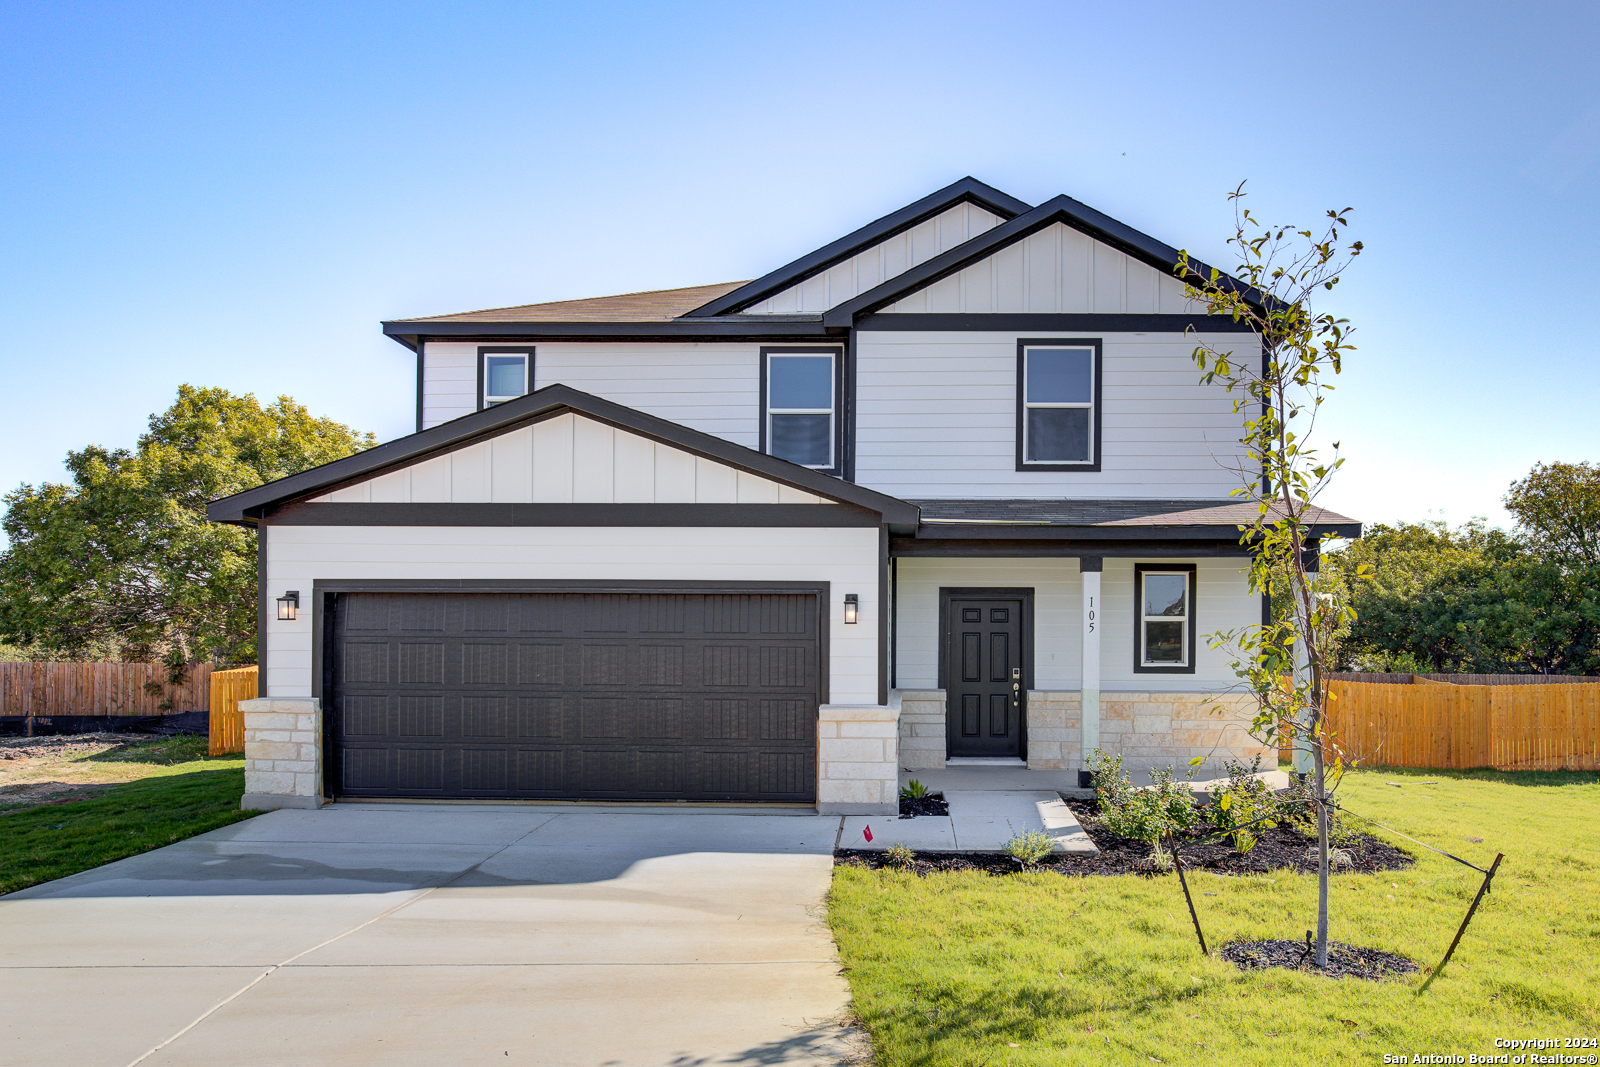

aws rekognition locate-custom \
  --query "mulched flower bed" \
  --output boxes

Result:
[898,792,949,818]
[833,796,1414,877]
[1221,938,1418,981]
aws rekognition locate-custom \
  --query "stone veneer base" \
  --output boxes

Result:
[241,793,325,811]
[817,694,900,815]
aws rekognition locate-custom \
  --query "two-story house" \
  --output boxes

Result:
[209,177,1359,815]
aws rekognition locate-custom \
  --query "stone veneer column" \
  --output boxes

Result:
[895,690,947,770]
[240,698,325,811]
[1081,557,1103,769]
[1024,691,1082,769]
[817,695,899,816]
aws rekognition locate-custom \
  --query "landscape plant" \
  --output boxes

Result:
[1208,756,1280,854]
[1176,183,1365,967]
[1002,830,1055,870]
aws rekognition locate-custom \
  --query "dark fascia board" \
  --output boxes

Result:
[891,538,1253,558]
[682,177,1033,318]
[913,521,1363,542]
[382,319,840,349]
[858,313,1259,334]
[823,194,1268,328]
[207,383,920,526]
[267,502,881,527]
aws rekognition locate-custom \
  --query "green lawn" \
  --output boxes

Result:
[0,736,260,895]
[828,765,1600,1065]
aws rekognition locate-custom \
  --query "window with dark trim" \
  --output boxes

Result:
[478,347,534,409]
[1015,338,1102,472]
[1133,563,1196,674]
[760,346,843,473]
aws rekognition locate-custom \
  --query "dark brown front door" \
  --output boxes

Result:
[328,591,819,802]
[944,595,1024,758]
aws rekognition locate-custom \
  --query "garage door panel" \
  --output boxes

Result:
[331,592,817,802]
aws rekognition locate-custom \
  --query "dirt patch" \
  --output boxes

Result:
[0,733,137,762]
[0,733,205,815]
[898,792,949,818]
[1220,938,1419,981]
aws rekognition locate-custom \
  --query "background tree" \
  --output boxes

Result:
[1178,184,1364,969]
[0,386,374,664]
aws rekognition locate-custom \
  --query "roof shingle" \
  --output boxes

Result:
[394,281,751,324]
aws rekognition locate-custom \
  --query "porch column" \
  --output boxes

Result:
[1293,545,1320,775]
[1081,556,1102,766]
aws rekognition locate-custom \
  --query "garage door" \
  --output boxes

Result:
[328,591,819,802]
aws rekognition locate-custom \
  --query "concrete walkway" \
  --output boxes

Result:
[0,804,857,1067]
[841,790,1098,853]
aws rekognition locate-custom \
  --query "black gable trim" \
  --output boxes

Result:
[858,313,1258,333]
[207,383,920,526]
[683,178,1032,318]
[383,319,839,349]
[823,194,1267,328]
[266,503,881,528]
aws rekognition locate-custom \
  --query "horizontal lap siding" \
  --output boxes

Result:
[1099,558,1255,692]
[421,342,764,445]
[263,525,880,704]
[895,558,1081,690]
[855,331,1249,499]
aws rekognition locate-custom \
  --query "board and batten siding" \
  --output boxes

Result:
[880,222,1199,315]
[854,331,1250,499]
[893,557,1254,695]
[314,413,828,506]
[739,202,1003,315]
[420,341,767,437]
[260,525,882,704]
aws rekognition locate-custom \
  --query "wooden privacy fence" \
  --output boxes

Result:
[0,662,214,718]
[1282,676,1600,771]
[208,666,257,755]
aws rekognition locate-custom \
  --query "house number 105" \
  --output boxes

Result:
[1086,596,1095,633]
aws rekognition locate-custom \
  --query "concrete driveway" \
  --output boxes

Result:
[0,805,857,1067]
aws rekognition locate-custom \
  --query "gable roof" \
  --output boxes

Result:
[207,384,921,526]
[821,194,1263,328]
[683,177,1032,317]
[913,498,1360,540]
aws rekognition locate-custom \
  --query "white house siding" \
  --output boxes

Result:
[260,525,881,704]
[894,558,1082,691]
[854,330,1250,499]
[1099,557,1257,693]
[880,222,1198,315]
[313,413,827,505]
[892,556,1255,696]
[739,202,1003,314]
[419,341,771,439]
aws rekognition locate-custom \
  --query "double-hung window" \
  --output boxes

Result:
[1134,563,1196,673]
[761,347,840,471]
[479,347,533,409]
[1017,339,1100,471]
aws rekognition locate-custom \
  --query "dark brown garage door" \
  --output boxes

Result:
[328,591,819,802]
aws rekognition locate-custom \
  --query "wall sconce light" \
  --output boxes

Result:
[276,591,300,622]
[843,594,858,625]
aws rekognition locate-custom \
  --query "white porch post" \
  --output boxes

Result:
[1081,556,1102,768]
[1293,543,1320,775]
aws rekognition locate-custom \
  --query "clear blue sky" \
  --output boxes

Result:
[3,1,1596,535]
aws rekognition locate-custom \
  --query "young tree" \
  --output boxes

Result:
[0,386,374,664]
[1177,184,1364,969]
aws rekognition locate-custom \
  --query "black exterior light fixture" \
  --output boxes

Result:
[843,594,859,625]
[276,591,300,622]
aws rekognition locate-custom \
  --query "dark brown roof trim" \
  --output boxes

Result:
[207,383,920,526]
[683,177,1033,318]
[382,318,841,348]
[823,194,1268,328]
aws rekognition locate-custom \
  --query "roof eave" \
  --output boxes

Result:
[682,177,1033,318]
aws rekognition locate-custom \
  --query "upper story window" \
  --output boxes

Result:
[1016,339,1101,472]
[761,347,841,472]
[479,347,533,409]
[1134,563,1196,673]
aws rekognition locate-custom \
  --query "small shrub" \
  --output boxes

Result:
[1281,773,1354,844]
[1004,830,1055,868]
[884,843,916,869]
[1086,749,1134,811]
[1098,763,1201,847]
[1302,845,1355,870]
[1210,755,1279,854]
[900,779,929,800]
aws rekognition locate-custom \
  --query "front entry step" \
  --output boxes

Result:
[841,790,1098,854]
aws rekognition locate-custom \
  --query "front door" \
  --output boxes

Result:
[944,595,1025,758]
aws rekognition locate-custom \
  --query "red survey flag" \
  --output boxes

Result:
[863,825,873,843]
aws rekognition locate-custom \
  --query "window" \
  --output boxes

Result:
[761,347,840,471]
[1016,339,1101,471]
[1134,564,1196,673]
[478,347,533,409]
